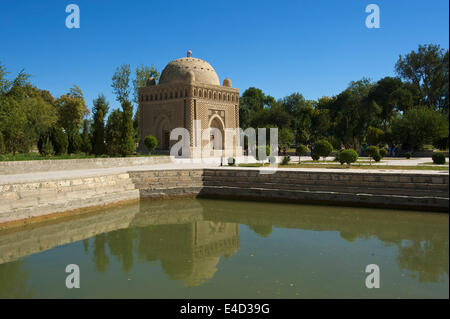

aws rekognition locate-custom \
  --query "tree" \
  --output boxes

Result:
[0,97,28,155]
[144,135,158,154]
[278,127,293,149]
[121,100,135,156]
[112,64,131,104]
[132,64,159,105]
[57,85,88,153]
[105,109,123,156]
[391,106,449,150]
[366,146,380,164]
[80,119,92,154]
[91,94,109,155]
[314,139,333,161]
[296,144,309,163]
[395,44,449,113]
[367,126,385,146]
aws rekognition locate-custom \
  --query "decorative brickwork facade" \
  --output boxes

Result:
[138,51,240,157]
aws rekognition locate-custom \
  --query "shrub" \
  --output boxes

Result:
[379,148,388,158]
[405,152,412,159]
[373,153,382,162]
[339,149,358,165]
[311,153,320,161]
[366,146,379,164]
[432,152,446,165]
[314,139,333,161]
[227,157,236,166]
[281,155,290,165]
[144,135,158,154]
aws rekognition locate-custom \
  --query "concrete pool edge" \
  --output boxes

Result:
[0,167,448,227]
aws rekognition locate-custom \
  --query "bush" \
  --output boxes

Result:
[311,153,320,161]
[405,152,412,159]
[144,135,158,154]
[432,152,446,165]
[379,148,388,158]
[227,157,236,166]
[281,155,290,165]
[339,149,358,165]
[373,153,382,162]
[314,139,333,160]
[366,146,379,164]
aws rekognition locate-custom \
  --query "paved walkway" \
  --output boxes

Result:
[1,157,448,185]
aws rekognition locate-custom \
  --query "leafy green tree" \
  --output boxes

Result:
[391,106,449,150]
[296,144,309,163]
[105,109,123,156]
[395,44,449,113]
[51,127,68,155]
[0,97,28,155]
[144,135,158,154]
[91,94,109,155]
[367,126,385,146]
[0,131,4,154]
[278,127,293,149]
[366,146,380,164]
[57,85,88,153]
[112,64,131,104]
[132,64,159,105]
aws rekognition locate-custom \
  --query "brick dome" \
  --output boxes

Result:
[159,51,220,86]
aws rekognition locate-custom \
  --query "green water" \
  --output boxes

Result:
[0,198,448,298]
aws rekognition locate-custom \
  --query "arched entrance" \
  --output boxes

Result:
[155,115,170,150]
[209,115,225,151]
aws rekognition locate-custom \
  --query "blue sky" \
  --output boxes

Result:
[1,0,448,114]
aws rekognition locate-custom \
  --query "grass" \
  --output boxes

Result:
[239,162,449,171]
[422,162,449,166]
[0,152,165,162]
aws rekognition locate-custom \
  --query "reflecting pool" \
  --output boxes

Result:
[0,198,448,298]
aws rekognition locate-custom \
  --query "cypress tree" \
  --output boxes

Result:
[92,94,109,155]
[120,100,135,156]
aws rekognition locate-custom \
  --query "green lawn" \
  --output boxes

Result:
[0,153,164,161]
[238,162,449,171]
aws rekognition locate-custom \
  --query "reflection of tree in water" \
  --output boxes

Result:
[396,237,449,283]
[248,224,273,238]
[93,233,109,273]
[106,229,136,273]
[0,261,33,298]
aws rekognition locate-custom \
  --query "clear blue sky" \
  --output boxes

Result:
[1,0,448,114]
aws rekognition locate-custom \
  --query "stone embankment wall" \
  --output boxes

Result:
[0,167,448,227]
[0,173,139,225]
[199,169,449,211]
[0,156,171,175]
